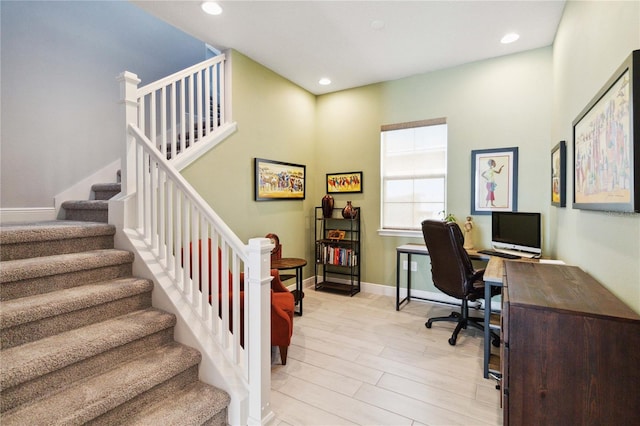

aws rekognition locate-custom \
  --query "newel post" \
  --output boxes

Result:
[246,238,275,425]
[117,71,141,200]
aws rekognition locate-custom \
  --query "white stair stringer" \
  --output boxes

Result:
[117,228,252,426]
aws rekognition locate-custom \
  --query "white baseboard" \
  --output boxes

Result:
[0,207,57,224]
[304,276,500,311]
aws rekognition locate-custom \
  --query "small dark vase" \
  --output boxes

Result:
[321,195,334,218]
[342,201,357,219]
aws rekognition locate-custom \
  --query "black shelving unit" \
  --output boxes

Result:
[314,206,360,296]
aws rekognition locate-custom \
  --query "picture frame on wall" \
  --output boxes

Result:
[573,50,639,212]
[551,141,567,207]
[470,147,518,215]
[326,171,363,194]
[254,158,306,201]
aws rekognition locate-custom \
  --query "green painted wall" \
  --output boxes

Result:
[183,1,640,313]
[182,51,317,263]
[551,0,640,311]
[316,48,552,291]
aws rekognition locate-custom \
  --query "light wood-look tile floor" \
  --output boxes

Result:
[270,289,502,426]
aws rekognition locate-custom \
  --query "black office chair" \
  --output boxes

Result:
[421,219,500,346]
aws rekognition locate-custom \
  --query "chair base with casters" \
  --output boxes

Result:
[425,298,499,346]
[420,219,501,347]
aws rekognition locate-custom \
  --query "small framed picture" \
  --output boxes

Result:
[326,171,363,194]
[327,230,346,240]
[254,158,306,201]
[551,141,566,207]
[470,147,518,215]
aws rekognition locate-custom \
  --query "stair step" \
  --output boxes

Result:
[1,320,174,413]
[1,341,208,425]
[1,308,176,390]
[1,277,153,349]
[120,381,230,426]
[1,249,134,300]
[0,218,230,423]
[62,200,109,223]
[92,183,121,200]
[0,221,115,261]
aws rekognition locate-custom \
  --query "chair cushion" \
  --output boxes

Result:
[272,292,295,315]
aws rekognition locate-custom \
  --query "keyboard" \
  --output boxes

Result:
[478,249,521,259]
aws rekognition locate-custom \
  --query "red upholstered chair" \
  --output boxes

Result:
[269,269,295,364]
[187,239,295,364]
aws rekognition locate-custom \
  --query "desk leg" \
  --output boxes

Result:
[407,253,412,306]
[396,251,413,311]
[396,251,401,310]
[483,283,491,378]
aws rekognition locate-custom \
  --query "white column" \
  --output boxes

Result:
[246,237,275,425]
[117,71,141,198]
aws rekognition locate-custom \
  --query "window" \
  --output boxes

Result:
[380,118,447,235]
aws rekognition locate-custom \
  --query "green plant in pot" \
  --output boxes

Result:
[442,212,457,223]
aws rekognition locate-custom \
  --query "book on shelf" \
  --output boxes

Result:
[316,243,358,266]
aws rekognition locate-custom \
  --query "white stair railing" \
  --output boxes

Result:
[136,55,227,162]
[117,55,272,425]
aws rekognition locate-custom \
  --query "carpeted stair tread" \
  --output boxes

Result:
[62,201,109,223]
[1,277,153,329]
[0,221,115,245]
[92,183,121,201]
[124,380,231,426]
[91,183,121,192]
[1,342,202,425]
[0,218,230,423]
[0,221,116,261]
[0,249,133,284]
[61,200,109,210]
[1,308,175,389]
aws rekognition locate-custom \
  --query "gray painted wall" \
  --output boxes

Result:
[1,1,206,209]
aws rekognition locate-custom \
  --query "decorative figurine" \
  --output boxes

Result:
[463,216,474,250]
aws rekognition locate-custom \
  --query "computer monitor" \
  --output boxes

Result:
[491,212,542,257]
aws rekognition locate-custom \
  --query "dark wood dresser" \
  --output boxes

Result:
[501,261,640,425]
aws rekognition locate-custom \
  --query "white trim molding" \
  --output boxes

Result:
[0,207,56,224]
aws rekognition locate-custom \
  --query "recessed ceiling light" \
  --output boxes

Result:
[501,33,520,44]
[319,78,331,86]
[201,2,222,16]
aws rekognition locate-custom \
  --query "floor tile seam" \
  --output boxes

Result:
[282,366,364,398]
[270,389,359,426]
[353,353,480,399]
[287,346,383,385]
[273,380,384,426]
[353,381,497,426]
[374,371,492,413]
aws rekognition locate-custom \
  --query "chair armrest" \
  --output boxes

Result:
[271,291,294,344]
[270,269,291,293]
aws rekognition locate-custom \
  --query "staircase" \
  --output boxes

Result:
[60,174,122,223]
[0,185,231,424]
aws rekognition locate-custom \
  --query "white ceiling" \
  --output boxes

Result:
[132,0,566,95]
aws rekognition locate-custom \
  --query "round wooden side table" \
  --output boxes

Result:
[271,257,307,315]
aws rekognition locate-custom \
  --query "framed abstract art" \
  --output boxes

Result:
[471,147,519,215]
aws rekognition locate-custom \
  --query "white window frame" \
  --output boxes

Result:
[378,118,448,237]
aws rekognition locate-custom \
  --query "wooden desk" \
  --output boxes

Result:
[498,262,640,425]
[482,256,539,378]
[271,257,306,316]
[395,244,489,310]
